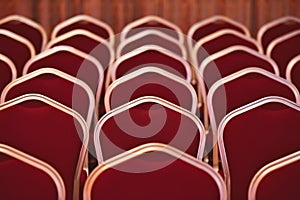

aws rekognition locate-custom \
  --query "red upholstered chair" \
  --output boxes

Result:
[1,68,95,128]
[94,96,205,163]
[46,29,114,71]
[0,144,66,200]
[267,30,300,77]
[0,93,89,200]
[257,16,300,54]
[22,46,103,117]
[117,29,186,58]
[105,67,197,113]
[286,55,300,92]
[187,15,250,55]
[0,15,47,53]
[0,54,16,96]
[120,15,184,44]
[192,29,262,68]
[0,29,35,77]
[110,45,192,84]
[83,143,227,200]
[218,96,300,200]
[248,151,300,200]
[51,14,114,46]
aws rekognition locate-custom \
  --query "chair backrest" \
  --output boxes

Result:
[1,68,95,128]
[94,96,205,163]
[286,55,300,92]
[105,67,197,113]
[0,93,88,200]
[120,15,184,44]
[257,16,300,53]
[207,67,299,135]
[22,46,103,117]
[0,144,66,200]
[0,54,16,95]
[248,150,300,200]
[267,29,300,77]
[187,15,250,54]
[218,96,300,200]
[51,14,114,46]
[0,15,47,53]
[0,29,35,77]
[83,143,227,200]
[47,29,114,71]
[110,45,192,82]
[117,29,186,58]
[193,29,262,68]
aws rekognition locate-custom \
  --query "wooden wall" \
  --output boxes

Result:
[0,0,299,37]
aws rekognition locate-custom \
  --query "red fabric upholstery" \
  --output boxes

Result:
[25,49,101,95]
[55,21,110,40]
[50,34,111,70]
[270,31,300,77]
[261,20,300,53]
[4,73,91,121]
[196,33,259,66]
[203,48,277,89]
[0,98,85,200]
[221,100,300,200]
[211,71,297,127]
[0,156,58,200]
[115,49,187,80]
[0,32,32,77]
[120,34,183,57]
[90,149,221,199]
[0,19,44,53]
[254,155,300,200]
[289,60,300,92]
[97,101,202,161]
[0,59,14,94]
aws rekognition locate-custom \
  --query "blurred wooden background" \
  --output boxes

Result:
[0,0,299,37]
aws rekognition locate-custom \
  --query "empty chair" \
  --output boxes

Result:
[0,54,16,95]
[218,96,300,200]
[117,29,186,58]
[0,93,88,200]
[1,68,95,128]
[120,15,184,44]
[286,55,300,92]
[187,15,250,54]
[192,29,262,68]
[110,45,192,83]
[257,16,300,53]
[51,14,114,46]
[0,29,35,77]
[22,46,103,117]
[267,29,300,77]
[248,151,300,200]
[105,67,197,113]
[0,15,47,53]
[46,29,114,71]
[94,96,205,163]
[0,144,65,200]
[83,143,227,200]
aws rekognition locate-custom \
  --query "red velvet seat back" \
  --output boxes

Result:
[107,69,195,112]
[0,97,86,200]
[0,31,33,77]
[268,31,300,77]
[114,49,188,80]
[96,99,203,161]
[86,144,225,200]
[287,58,300,92]
[0,57,15,94]
[203,48,277,89]
[0,155,59,200]
[220,98,300,200]
[0,18,45,53]
[3,72,91,121]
